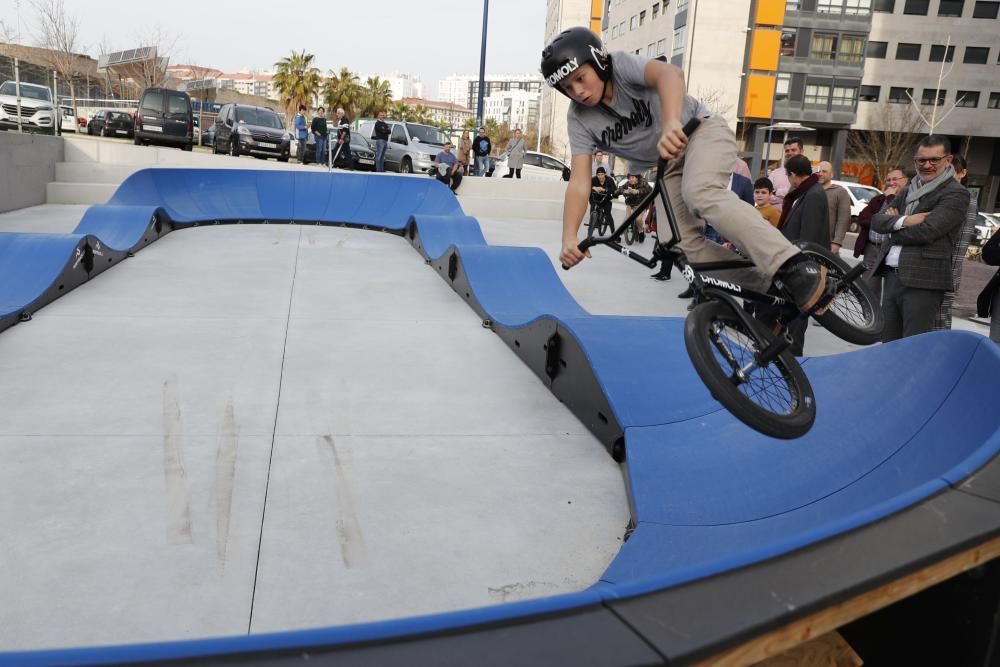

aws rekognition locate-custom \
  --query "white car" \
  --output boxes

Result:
[492,150,570,181]
[59,105,78,133]
[973,212,999,246]
[830,180,881,219]
[0,81,56,134]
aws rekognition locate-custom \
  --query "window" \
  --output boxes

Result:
[888,86,913,103]
[921,88,946,105]
[866,40,888,58]
[988,92,1000,108]
[903,0,930,13]
[811,33,838,60]
[896,42,921,60]
[781,29,798,57]
[840,35,865,63]
[140,91,163,115]
[938,0,964,15]
[619,21,625,36]
[611,25,618,38]
[640,10,646,25]
[845,0,873,13]
[775,73,791,101]
[973,1,1000,17]
[817,0,845,12]
[677,0,689,10]
[652,3,660,19]
[656,39,666,56]
[873,0,895,10]
[832,86,857,107]
[929,45,956,62]
[805,84,832,106]
[859,84,881,101]
[965,46,990,63]
[647,43,656,56]
[630,15,638,31]
[787,0,802,9]
[673,26,687,56]
[956,90,980,107]
[391,124,406,144]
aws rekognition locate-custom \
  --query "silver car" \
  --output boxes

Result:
[357,119,449,174]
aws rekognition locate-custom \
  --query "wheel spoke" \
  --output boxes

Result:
[708,317,799,417]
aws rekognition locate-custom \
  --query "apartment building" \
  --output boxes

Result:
[398,97,474,128]
[599,0,998,210]
[483,89,539,130]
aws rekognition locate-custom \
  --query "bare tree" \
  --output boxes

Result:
[693,86,734,119]
[904,35,965,134]
[847,101,924,185]
[32,0,85,117]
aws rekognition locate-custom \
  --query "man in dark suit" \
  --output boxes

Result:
[872,135,970,342]
[763,154,830,355]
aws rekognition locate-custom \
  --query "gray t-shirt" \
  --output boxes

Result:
[567,51,711,172]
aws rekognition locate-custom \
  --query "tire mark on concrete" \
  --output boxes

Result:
[215,400,238,562]
[163,374,192,544]
[319,434,367,568]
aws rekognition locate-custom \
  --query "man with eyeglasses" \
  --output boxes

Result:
[870,135,971,342]
[854,166,910,303]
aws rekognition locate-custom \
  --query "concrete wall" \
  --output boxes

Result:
[0,131,63,213]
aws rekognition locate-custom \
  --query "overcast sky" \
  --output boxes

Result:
[4,0,548,97]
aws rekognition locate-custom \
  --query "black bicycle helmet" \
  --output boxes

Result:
[541,27,612,97]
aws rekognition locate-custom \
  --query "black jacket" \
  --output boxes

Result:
[780,182,829,248]
[473,135,492,157]
[373,119,390,141]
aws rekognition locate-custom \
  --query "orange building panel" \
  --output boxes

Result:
[591,0,603,33]
[744,74,776,119]
[755,0,786,26]
[749,29,781,71]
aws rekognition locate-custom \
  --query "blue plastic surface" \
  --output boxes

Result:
[2,168,999,664]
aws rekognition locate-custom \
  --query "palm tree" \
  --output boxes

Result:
[390,101,411,122]
[272,51,322,120]
[411,104,432,125]
[463,117,478,131]
[324,68,362,117]
[361,76,393,118]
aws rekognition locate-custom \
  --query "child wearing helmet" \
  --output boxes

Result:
[542,27,828,315]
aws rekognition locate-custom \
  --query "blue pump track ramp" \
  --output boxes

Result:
[2,168,999,665]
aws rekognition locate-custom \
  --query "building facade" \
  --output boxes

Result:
[541,0,604,160]
[483,89,539,130]
[399,97,474,128]
[599,0,999,211]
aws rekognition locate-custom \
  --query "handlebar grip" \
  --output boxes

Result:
[562,238,599,271]
[654,117,704,181]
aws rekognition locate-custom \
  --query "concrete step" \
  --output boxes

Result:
[55,162,138,185]
[46,182,116,205]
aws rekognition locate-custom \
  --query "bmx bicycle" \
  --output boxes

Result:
[587,190,616,239]
[563,118,883,438]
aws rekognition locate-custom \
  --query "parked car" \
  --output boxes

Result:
[200,124,215,147]
[0,80,56,134]
[973,212,1000,246]
[88,109,134,138]
[293,131,376,170]
[492,150,571,181]
[830,180,881,230]
[133,87,194,150]
[59,105,78,133]
[356,119,449,174]
[213,104,291,161]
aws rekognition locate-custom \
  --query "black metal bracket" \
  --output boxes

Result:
[544,333,562,381]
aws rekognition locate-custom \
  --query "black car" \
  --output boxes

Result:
[87,110,134,138]
[301,132,376,170]
[213,104,290,161]
[134,87,194,151]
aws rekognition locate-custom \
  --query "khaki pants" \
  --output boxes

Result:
[656,115,799,286]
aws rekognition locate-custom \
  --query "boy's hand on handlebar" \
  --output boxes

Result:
[657,121,688,160]
[560,237,591,269]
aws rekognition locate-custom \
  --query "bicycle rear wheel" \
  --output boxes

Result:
[797,242,883,345]
[684,301,816,438]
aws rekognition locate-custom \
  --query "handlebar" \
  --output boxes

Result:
[562,117,702,271]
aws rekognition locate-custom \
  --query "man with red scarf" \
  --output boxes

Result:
[759,154,830,355]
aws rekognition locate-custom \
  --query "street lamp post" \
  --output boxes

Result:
[475,0,489,128]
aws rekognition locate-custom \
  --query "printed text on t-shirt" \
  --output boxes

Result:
[599,99,653,148]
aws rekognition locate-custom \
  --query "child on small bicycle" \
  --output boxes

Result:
[542,27,828,315]
[589,167,616,234]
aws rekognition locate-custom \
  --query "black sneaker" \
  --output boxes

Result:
[776,260,828,314]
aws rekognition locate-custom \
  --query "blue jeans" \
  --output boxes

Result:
[296,133,307,162]
[314,135,327,166]
[475,155,489,176]
[375,139,388,172]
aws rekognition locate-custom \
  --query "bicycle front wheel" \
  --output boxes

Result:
[797,242,883,345]
[684,301,816,438]
[624,220,636,245]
